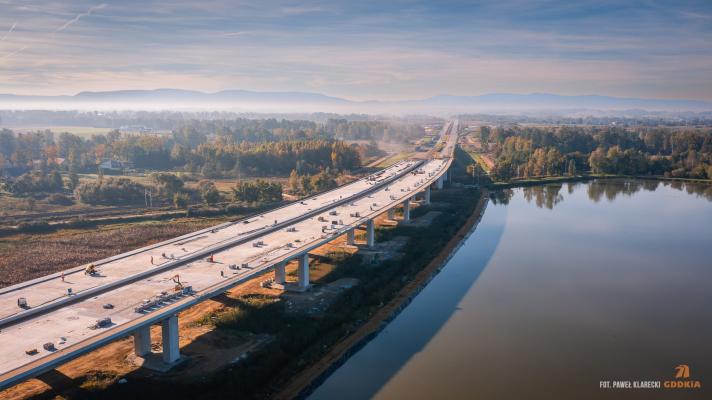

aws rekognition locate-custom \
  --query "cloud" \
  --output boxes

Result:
[0,22,17,42]
[55,3,107,33]
[1,3,107,59]
[1,0,711,100]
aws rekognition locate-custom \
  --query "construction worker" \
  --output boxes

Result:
[60,272,64,282]
[150,255,154,265]
[209,254,214,263]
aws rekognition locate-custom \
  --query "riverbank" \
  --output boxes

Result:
[277,191,490,400]
[488,174,712,189]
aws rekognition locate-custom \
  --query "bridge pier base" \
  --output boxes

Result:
[161,315,180,364]
[346,228,355,245]
[133,324,151,357]
[366,219,375,248]
[297,253,310,290]
[403,199,411,223]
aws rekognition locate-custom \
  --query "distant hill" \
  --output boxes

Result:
[0,89,710,114]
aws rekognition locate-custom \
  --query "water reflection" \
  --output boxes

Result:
[497,179,712,209]
[312,179,712,400]
[522,184,564,209]
[309,202,506,400]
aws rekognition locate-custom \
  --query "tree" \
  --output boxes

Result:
[173,192,190,208]
[588,147,607,174]
[232,180,282,203]
[311,170,337,192]
[198,181,220,205]
[288,169,299,193]
[48,170,63,190]
[67,172,80,190]
[480,126,490,151]
[150,172,184,196]
[567,159,576,176]
[300,175,313,194]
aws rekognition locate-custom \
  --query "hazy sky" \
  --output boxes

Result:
[1,0,711,100]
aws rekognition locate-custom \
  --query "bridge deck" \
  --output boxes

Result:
[0,121,459,388]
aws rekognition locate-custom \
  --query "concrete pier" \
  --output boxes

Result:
[274,261,286,285]
[297,253,310,290]
[133,324,151,357]
[424,186,431,205]
[161,315,180,364]
[366,219,375,248]
[387,208,396,220]
[435,176,444,190]
[346,228,355,245]
[403,199,411,223]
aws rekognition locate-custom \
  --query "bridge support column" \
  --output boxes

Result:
[133,324,151,357]
[274,261,286,285]
[366,219,375,248]
[297,253,310,290]
[403,199,411,223]
[435,176,444,190]
[346,228,355,245]
[424,186,431,205]
[387,208,395,220]
[161,315,180,364]
[444,169,449,182]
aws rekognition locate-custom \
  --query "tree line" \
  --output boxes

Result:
[0,128,362,178]
[487,126,712,181]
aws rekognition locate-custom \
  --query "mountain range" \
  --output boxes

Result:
[0,89,710,114]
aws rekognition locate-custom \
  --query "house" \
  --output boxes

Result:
[98,159,127,173]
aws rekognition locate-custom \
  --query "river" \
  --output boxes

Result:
[309,179,712,400]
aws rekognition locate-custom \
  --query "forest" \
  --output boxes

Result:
[0,117,424,207]
[0,128,361,177]
[485,125,712,181]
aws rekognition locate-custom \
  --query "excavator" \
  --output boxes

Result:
[172,274,183,291]
[84,264,97,276]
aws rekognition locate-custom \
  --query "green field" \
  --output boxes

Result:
[374,152,410,168]
[6,126,114,138]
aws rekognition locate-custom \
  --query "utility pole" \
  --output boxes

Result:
[145,188,153,208]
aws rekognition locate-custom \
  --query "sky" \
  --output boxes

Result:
[0,0,711,101]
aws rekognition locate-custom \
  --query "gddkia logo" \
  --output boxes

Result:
[665,364,701,389]
[675,364,690,379]
[599,364,702,391]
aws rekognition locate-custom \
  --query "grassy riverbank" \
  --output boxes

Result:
[488,174,712,189]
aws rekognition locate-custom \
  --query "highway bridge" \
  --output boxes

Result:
[0,120,460,390]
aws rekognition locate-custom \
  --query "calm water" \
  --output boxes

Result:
[309,180,712,400]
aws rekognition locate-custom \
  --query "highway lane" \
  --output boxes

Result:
[0,160,420,326]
